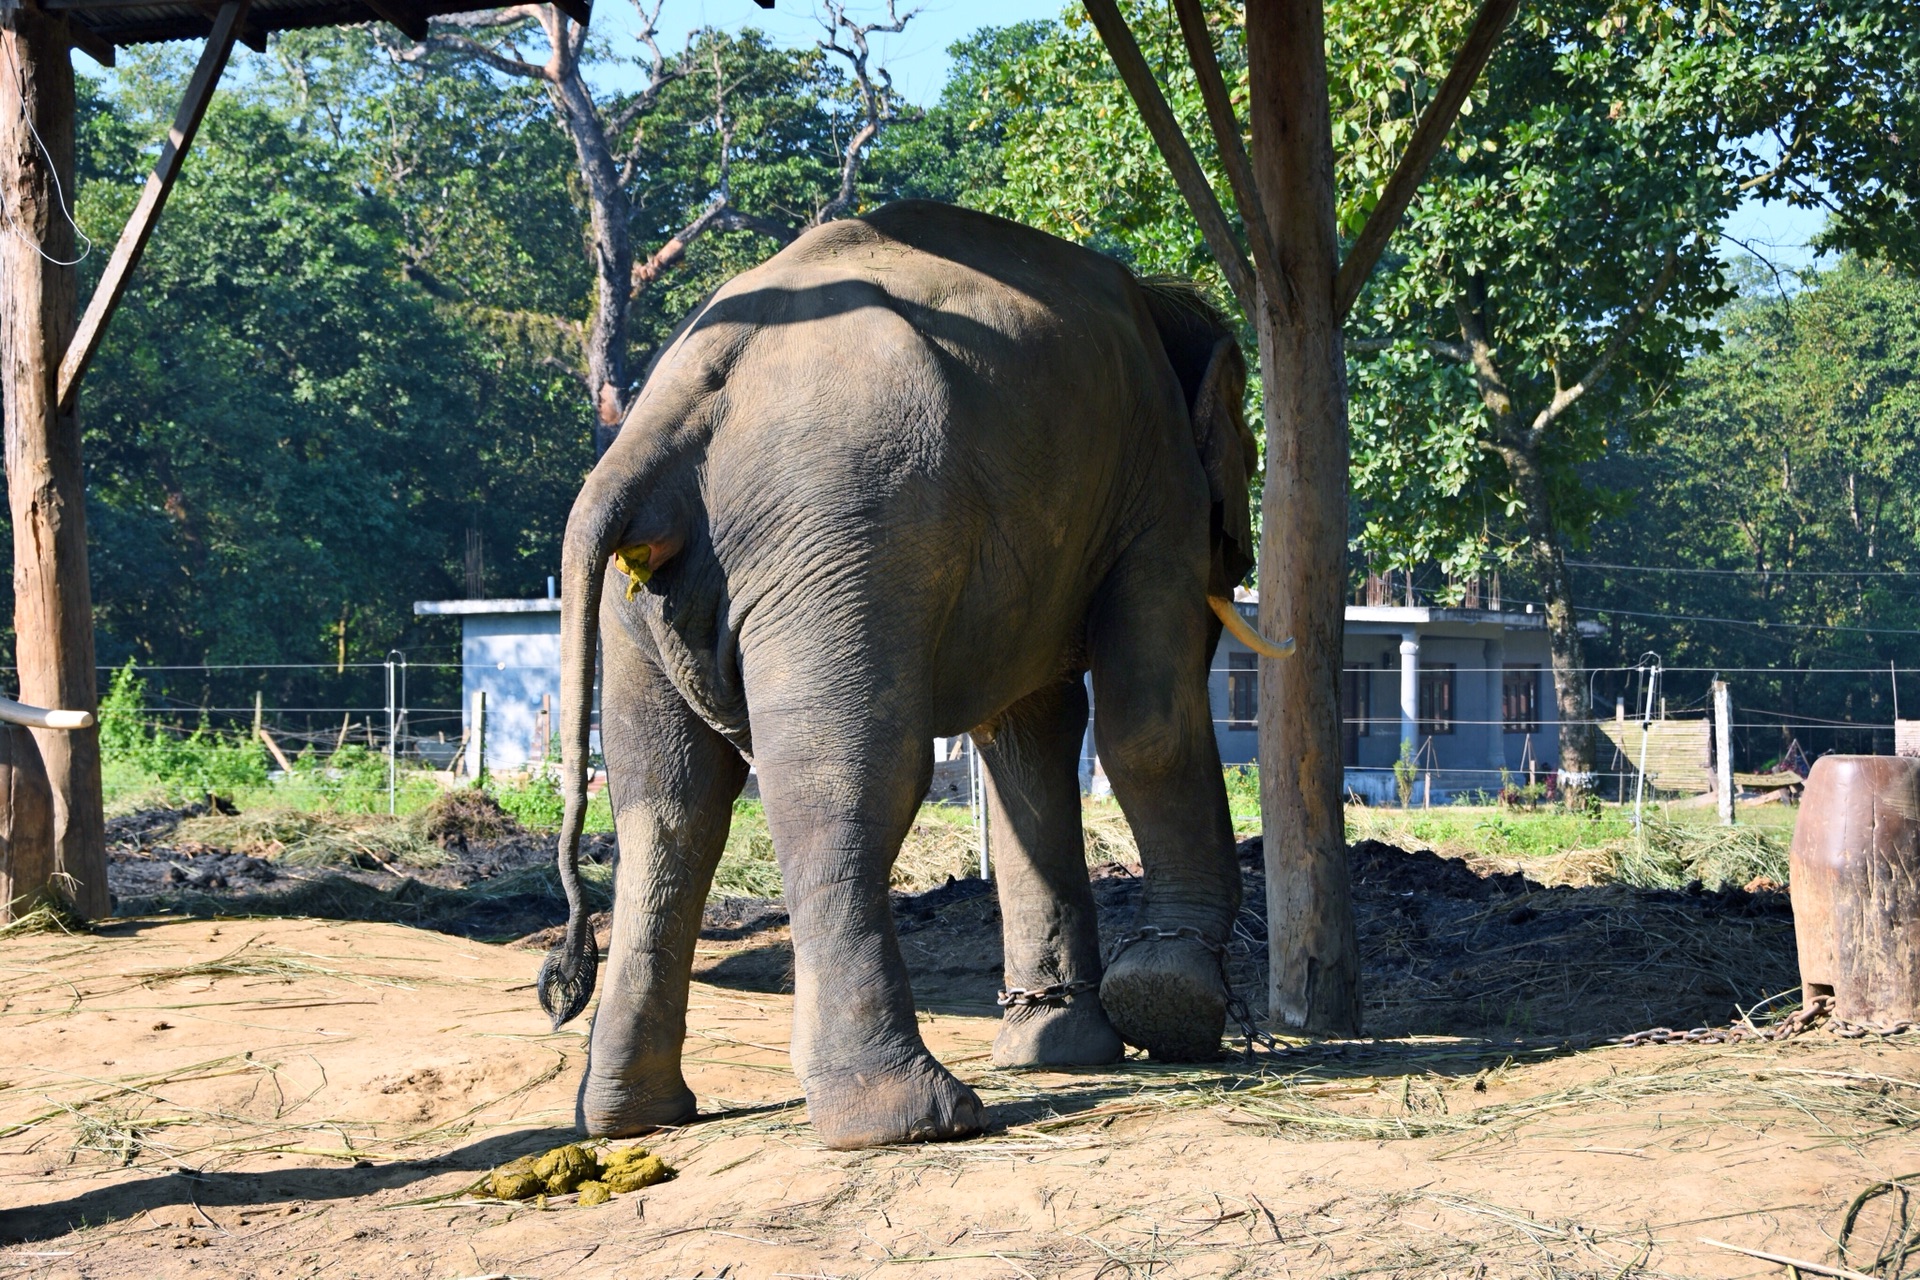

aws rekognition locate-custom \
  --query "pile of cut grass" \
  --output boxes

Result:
[1612,818,1790,891]
[174,807,446,870]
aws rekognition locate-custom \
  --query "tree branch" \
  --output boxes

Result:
[1454,273,1515,431]
[1169,0,1291,311]
[814,0,918,224]
[394,30,549,80]
[1526,243,1680,442]
[1334,0,1521,320]
[609,0,692,160]
[1081,0,1257,318]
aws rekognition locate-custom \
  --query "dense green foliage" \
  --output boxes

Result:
[6,1,1918,779]
[3,18,999,696]
[1584,259,1920,755]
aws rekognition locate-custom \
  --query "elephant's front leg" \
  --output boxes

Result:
[580,629,748,1137]
[753,697,985,1150]
[981,677,1124,1068]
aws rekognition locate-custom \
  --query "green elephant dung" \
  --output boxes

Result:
[482,1142,674,1203]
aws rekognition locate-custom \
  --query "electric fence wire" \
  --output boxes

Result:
[0,34,93,267]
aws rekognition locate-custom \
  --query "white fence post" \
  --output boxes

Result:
[385,652,398,815]
[1714,679,1734,826]
[968,734,990,881]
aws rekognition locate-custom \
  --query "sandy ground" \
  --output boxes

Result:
[3,914,1917,1280]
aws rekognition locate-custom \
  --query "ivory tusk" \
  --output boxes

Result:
[0,697,95,730]
[1209,596,1295,660]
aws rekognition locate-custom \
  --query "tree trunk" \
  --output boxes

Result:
[1246,0,1361,1034]
[1,10,108,919]
[1504,441,1594,783]
[544,33,634,456]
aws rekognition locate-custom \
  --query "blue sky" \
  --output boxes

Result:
[617,0,1051,105]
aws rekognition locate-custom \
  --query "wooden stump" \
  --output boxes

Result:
[1789,754,1920,1024]
[0,722,57,922]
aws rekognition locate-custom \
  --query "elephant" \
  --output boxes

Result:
[537,199,1292,1151]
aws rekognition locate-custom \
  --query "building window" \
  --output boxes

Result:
[1342,664,1371,737]
[1342,662,1370,766]
[1419,662,1456,735]
[1504,664,1541,733]
[1227,653,1258,730]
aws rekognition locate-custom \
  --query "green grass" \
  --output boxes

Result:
[1346,805,1635,861]
[102,716,1801,903]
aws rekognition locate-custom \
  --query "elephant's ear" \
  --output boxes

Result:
[1191,336,1258,594]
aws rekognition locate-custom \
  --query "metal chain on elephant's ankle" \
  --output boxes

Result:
[1105,925,1281,1060]
[1104,925,1220,966]
[1615,994,1859,1046]
[996,979,1101,1008]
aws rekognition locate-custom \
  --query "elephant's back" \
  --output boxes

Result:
[678,203,1200,724]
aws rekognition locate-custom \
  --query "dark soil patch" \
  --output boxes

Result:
[105,804,615,942]
[104,808,1797,1040]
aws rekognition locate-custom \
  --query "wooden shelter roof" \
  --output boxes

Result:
[38,0,589,62]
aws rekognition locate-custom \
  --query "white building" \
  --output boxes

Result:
[418,590,1597,802]
[1211,590,1603,803]
[412,596,564,776]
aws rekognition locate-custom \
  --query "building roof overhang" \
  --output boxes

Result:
[414,598,561,616]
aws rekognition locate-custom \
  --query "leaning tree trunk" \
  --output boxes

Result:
[1507,442,1594,784]
[545,45,634,456]
[1,8,108,919]
[1247,0,1362,1035]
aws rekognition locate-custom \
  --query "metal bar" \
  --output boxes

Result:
[1333,0,1521,319]
[1080,0,1258,318]
[0,696,93,730]
[55,0,247,414]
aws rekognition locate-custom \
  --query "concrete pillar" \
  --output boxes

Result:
[1485,636,1506,771]
[1399,632,1420,756]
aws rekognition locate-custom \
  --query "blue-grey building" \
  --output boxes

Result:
[418,590,1591,802]
[1210,591,1599,803]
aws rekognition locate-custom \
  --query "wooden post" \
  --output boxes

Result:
[0,723,56,922]
[1247,0,1362,1034]
[1791,756,1920,1023]
[2,6,108,920]
[55,0,246,413]
[472,690,487,783]
[1713,680,1734,826]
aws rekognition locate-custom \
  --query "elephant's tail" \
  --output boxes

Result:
[537,430,677,1029]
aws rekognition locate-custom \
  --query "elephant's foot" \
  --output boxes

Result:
[804,1050,985,1149]
[577,1069,697,1138]
[1099,932,1227,1061]
[991,997,1125,1068]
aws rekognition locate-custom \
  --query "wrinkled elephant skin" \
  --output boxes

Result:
[539,202,1259,1151]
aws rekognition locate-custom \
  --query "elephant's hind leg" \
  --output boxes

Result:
[580,623,748,1137]
[750,684,984,1150]
[1087,559,1242,1062]
[980,676,1124,1068]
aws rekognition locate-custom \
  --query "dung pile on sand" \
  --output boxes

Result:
[481,1143,674,1207]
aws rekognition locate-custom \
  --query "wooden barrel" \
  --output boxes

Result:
[1789,754,1920,1024]
[0,723,56,923]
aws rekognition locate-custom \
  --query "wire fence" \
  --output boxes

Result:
[62,647,1920,821]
